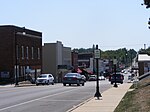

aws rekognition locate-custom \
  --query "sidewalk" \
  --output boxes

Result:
[0,81,35,87]
[68,83,132,112]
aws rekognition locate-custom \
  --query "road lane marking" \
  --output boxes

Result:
[0,88,76,111]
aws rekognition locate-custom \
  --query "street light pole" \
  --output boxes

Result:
[125,53,127,67]
[130,52,132,68]
[113,56,118,87]
[15,30,19,86]
[92,44,95,74]
[94,45,102,99]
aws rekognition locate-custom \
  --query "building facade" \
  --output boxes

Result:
[138,54,150,76]
[0,25,42,83]
[71,50,78,71]
[78,53,93,68]
[42,41,72,82]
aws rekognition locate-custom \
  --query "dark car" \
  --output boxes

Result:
[63,73,85,86]
[88,75,97,81]
[110,73,124,84]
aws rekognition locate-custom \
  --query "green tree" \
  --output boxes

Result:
[73,47,137,67]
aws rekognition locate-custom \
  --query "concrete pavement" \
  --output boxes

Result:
[68,83,132,112]
[0,81,35,87]
[0,82,132,112]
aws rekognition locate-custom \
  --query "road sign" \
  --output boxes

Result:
[94,49,100,59]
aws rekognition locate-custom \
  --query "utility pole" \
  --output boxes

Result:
[94,45,102,99]
[144,44,146,50]
[92,44,95,74]
[14,30,19,86]
[113,56,118,88]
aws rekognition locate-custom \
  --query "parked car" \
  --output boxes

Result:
[36,74,54,86]
[88,75,97,81]
[110,73,124,84]
[99,75,105,80]
[128,75,132,80]
[128,75,134,81]
[63,73,85,86]
[81,75,86,82]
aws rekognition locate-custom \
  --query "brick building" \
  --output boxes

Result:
[0,25,42,84]
[71,50,78,70]
[78,53,93,68]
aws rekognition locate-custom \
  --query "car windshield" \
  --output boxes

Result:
[112,73,122,77]
[38,75,47,78]
[90,75,96,77]
[113,73,121,75]
[65,73,77,77]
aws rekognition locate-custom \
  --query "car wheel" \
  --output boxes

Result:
[82,83,84,86]
[47,81,50,85]
[63,83,66,86]
[77,80,80,86]
[52,82,54,85]
[77,83,80,86]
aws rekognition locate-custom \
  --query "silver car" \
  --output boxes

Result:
[36,74,54,85]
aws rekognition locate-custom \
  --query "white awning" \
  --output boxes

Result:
[138,54,150,62]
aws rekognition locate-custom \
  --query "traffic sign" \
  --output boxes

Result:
[94,49,100,59]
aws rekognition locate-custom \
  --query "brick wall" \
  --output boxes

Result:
[0,25,42,83]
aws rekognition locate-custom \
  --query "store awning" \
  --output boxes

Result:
[77,68,82,73]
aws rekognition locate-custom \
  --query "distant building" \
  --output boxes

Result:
[0,25,42,83]
[71,50,78,71]
[42,41,72,82]
[78,53,93,68]
[138,54,150,76]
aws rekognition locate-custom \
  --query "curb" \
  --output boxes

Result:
[66,97,94,112]
[14,84,36,87]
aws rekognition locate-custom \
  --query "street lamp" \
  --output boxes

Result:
[14,30,19,86]
[113,56,118,87]
[92,44,95,74]
[130,52,133,68]
[14,27,26,86]
[94,45,102,99]
[125,53,128,67]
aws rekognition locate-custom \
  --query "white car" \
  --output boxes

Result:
[99,76,105,80]
[36,74,54,85]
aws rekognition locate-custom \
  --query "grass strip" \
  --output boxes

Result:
[114,88,140,112]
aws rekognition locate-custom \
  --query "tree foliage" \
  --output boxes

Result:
[142,0,150,8]
[138,46,150,55]
[73,47,137,66]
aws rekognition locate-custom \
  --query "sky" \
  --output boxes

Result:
[0,0,150,51]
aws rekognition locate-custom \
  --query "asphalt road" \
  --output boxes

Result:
[0,80,111,112]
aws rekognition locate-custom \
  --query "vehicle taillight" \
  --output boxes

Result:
[63,77,67,80]
[72,77,77,80]
[121,76,123,80]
